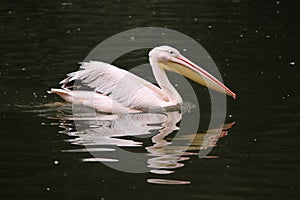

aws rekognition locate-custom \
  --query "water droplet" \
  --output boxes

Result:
[226,165,230,168]
[183,48,187,52]
[253,138,257,141]
[26,17,30,21]
[208,25,212,29]
[289,61,296,66]
[46,187,50,191]
[61,2,73,6]
[282,96,285,99]
[128,15,132,18]
[240,34,244,38]
[193,17,198,22]
[265,35,271,39]
[277,76,281,79]
[261,71,264,75]
[152,11,156,15]
[130,36,135,41]
[21,68,26,71]
[255,30,259,33]
[8,10,12,14]
[77,27,81,31]
[41,122,45,125]
[54,160,59,165]
[276,1,280,4]
[229,114,232,118]
[67,30,70,34]
[276,10,280,14]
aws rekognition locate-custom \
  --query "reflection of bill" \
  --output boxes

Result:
[55,107,235,184]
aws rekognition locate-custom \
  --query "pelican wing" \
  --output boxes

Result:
[60,61,169,110]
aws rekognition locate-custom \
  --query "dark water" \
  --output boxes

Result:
[0,0,299,199]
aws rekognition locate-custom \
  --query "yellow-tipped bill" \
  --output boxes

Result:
[158,56,236,99]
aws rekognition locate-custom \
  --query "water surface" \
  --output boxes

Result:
[0,0,298,199]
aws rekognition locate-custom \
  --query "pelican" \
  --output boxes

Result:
[48,46,236,113]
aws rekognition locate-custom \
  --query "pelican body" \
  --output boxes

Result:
[49,46,236,113]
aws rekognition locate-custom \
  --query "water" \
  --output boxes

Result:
[0,0,299,199]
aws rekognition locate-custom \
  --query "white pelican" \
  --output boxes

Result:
[48,46,236,113]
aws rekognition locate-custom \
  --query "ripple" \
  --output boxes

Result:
[147,179,191,185]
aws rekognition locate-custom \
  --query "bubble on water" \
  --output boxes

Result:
[239,34,244,38]
[255,30,259,33]
[8,10,12,14]
[22,68,26,71]
[26,17,30,21]
[152,11,156,15]
[276,10,280,14]
[226,165,230,168]
[67,30,70,34]
[193,17,198,22]
[128,15,132,19]
[54,160,59,165]
[46,187,50,191]
[253,138,257,141]
[77,27,81,31]
[276,1,280,4]
[208,25,212,29]
[277,76,281,79]
[261,71,264,75]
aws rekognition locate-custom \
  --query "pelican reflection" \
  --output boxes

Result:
[49,104,234,184]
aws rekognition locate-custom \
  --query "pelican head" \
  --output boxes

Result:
[149,46,236,99]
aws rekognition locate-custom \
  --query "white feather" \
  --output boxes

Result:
[62,61,169,110]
